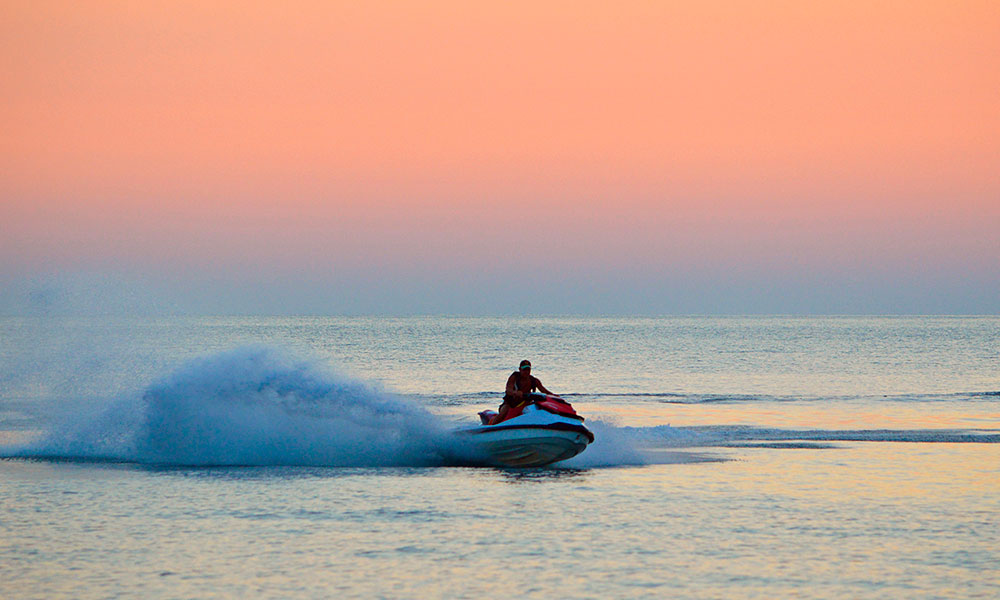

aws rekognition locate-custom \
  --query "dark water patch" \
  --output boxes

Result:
[494,467,590,483]
[719,442,841,449]
[679,426,1000,445]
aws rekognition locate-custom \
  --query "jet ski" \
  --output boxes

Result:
[460,393,594,467]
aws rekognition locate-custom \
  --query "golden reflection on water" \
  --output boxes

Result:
[580,401,1000,430]
[700,443,1000,501]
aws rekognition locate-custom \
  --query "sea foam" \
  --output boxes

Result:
[6,347,474,467]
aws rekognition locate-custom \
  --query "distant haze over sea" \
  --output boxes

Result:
[0,268,996,316]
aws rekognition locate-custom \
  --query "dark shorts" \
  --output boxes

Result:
[501,394,524,407]
[501,394,531,407]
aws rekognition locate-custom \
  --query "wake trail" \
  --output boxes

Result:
[2,347,476,467]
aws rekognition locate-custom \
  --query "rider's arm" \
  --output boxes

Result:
[535,378,552,395]
[505,373,520,398]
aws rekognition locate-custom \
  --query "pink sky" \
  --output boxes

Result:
[2,2,998,313]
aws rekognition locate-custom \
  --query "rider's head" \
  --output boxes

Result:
[519,359,531,373]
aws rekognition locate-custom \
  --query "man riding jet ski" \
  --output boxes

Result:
[461,360,594,467]
[493,359,552,424]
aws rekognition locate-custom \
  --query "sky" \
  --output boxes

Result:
[2,1,998,315]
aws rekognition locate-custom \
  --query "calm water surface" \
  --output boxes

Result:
[1,316,998,599]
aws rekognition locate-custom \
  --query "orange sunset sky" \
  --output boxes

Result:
[2,1,998,314]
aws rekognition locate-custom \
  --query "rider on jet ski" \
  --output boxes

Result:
[493,359,554,424]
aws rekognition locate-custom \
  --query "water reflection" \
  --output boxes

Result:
[493,467,589,484]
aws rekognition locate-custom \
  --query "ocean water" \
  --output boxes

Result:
[1,316,998,599]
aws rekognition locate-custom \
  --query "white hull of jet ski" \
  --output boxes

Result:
[460,403,594,467]
[470,427,591,467]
